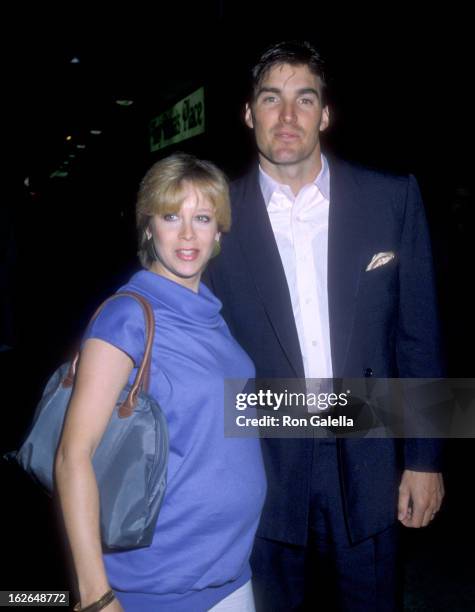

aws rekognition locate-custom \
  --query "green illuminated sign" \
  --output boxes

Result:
[150,87,205,152]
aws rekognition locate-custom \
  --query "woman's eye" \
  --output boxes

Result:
[196,215,211,223]
[162,213,179,221]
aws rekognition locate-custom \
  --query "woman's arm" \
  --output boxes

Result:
[55,338,134,609]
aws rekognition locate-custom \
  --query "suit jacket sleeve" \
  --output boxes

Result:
[397,175,445,472]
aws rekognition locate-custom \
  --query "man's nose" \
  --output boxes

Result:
[279,101,297,124]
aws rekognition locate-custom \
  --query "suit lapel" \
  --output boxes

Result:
[234,167,305,378]
[327,158,365,376]
[233,159,366,379]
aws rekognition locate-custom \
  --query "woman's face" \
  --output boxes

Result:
[147,182,220,292]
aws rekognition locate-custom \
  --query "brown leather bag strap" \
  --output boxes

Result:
[63,291,155,419]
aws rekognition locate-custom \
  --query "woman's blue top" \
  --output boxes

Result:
[85,270,266,612]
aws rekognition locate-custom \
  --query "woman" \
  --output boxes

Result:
[55,153,266,612]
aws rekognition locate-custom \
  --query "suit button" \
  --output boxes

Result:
[364,368,373,377]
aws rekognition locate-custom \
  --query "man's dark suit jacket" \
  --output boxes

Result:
[207,156,444,546]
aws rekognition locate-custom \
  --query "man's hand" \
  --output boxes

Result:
[398,470,444,528]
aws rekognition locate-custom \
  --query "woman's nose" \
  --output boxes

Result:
[179,220,196,240]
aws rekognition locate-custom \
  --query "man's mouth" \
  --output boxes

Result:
[274,131,300,141]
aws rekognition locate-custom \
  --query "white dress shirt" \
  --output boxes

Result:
[259,156,333,379]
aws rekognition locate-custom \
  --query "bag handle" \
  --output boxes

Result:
[62,291,155,419]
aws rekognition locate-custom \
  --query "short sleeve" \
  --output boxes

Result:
[82,295,146,367]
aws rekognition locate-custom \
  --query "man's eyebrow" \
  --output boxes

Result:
[255,86,321,100]
[255,86,281,97]
[296,88,321,99]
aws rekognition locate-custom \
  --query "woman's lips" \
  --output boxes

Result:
[176,249,199,261]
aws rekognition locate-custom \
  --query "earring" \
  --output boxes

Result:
[211,239,221,258]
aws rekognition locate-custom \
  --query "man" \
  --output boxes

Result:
[207,41,444,611]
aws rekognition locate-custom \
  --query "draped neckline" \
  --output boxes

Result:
[125,269,222,326]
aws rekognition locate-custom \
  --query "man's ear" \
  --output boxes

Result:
[244,103,254,129]
[320,106,330,132]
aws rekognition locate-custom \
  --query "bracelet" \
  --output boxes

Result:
[73,589,115,612]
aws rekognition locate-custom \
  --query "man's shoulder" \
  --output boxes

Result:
[228,157,413,189]
[328,155,413,191]
[227,157,417,207]
[229,165,260,203]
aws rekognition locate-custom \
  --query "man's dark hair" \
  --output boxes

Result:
[250,40,327,104]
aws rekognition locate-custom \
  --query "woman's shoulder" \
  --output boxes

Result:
[84,284,148,367]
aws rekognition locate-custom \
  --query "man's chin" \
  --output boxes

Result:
[262,150,303,166]
[271,157,304,167]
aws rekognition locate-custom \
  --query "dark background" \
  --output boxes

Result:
[1,5,474,610]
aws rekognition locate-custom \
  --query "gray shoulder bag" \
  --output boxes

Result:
[4,290,168,551]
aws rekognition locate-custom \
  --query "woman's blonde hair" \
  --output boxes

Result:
[136,152,231,268]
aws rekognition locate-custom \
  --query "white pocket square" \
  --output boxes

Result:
[365,251,395,271]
